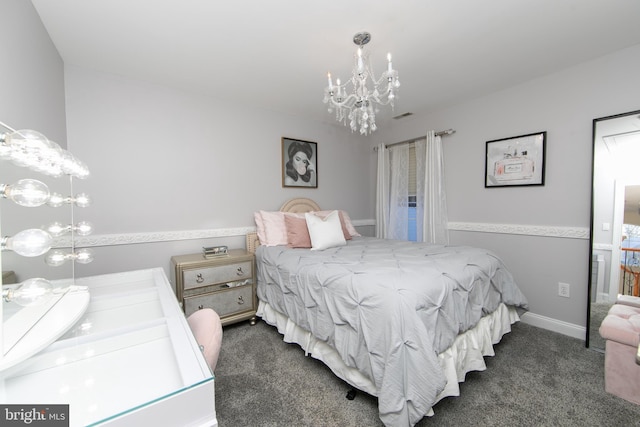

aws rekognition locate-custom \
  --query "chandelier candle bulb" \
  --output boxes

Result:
[328,72,333,89]
[387,53,392,72]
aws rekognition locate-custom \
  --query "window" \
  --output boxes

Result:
[408,195,417,241]
[408,144,417,241]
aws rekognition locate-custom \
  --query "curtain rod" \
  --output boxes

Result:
[374,129,456,151]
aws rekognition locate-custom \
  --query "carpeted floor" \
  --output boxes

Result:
[214,319,640,427]
[589,302,612,351]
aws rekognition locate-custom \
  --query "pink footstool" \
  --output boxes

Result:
[616,295,640,308]
[187,308,223,372]
[599,304,640,404]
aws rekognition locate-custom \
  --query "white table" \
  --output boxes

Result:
[0,268,217,427]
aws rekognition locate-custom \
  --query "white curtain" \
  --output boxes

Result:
[375,143,409,240]
[417,130,449,244]
[376,130,449,244]
[375,143,388,238]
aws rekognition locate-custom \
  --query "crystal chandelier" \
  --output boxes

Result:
[323,32,400,135]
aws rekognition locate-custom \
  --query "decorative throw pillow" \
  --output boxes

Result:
[284,214,312,248]
[260,210,287,246]
[254,212,267,244]
[339,210,361,237]
[305,210,347,250]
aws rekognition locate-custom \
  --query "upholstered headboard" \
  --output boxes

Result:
[279,198,320,213]
[246,198,321,253]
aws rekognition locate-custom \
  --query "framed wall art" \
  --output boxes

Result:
[485,131,546,187]
[282,137,317,188]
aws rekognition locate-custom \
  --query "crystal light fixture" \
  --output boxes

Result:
[323,32,400,135]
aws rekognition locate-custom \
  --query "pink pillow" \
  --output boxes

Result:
[260,210,287,246]
[339,210,360,237]
[284,214,312,248]
[256,209,358,246]
[338,211,353,240]
[254,212,266,244]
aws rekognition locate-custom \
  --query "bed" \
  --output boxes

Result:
[248,198,528,427]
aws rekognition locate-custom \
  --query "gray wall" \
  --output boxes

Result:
[0,0,66,140]
[0,1,72,282]
[376,43,640,336]
[57,65,373,284]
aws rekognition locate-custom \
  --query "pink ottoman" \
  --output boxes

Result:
[187,308,223,372]
[599,304,640,405]
[616,295,640,308]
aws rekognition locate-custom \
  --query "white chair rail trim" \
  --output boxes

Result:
[448,222,589,240]
[52,221,589,248]
[53,226,256,248]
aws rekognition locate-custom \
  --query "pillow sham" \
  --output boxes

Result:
[255,208,359,246]
[259,210,287,246]
[338,210,360,237]
[254,212,267,244]
[305,210,346,250]
[284,214,312,248]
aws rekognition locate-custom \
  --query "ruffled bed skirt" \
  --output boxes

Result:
[257,300,520,417]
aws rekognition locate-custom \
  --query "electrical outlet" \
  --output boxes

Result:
[558,282,570,298]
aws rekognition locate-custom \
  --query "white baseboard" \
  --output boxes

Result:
[520,311,586,341]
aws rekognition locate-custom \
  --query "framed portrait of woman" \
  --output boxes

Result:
[281,137,318,188]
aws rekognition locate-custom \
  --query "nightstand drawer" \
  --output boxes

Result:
[183,261,252,290]
[184,286,254,318]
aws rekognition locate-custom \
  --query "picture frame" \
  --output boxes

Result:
[485,131,546,187]
[282,137,318,188]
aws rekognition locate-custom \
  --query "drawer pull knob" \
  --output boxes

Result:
[196,273,204,284]
[237,295,245,305]
[198,304,204,310]
[236,267,244,276]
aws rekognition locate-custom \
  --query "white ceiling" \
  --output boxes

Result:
[30,0,640,129]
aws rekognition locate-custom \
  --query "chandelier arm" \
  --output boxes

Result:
[327,93,358,109]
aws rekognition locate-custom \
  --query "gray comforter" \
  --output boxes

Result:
[256,237,528,427]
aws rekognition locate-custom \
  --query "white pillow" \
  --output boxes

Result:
[305,210,346,250]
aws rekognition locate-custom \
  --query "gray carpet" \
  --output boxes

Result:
[214,320,640,427]
[589,302,612,351]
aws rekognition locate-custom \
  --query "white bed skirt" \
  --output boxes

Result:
[257,300,520,417]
